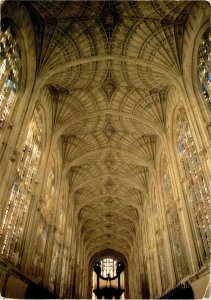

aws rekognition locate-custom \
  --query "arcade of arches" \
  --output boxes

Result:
[0,0,210,299]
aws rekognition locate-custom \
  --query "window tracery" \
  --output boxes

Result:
[100,257,118,278]
[161,155,189,280]
[198,28,211,110]
[0,107,42,262]
[31,159,56,278]
[176,108,211,261]
[0,25,20,137]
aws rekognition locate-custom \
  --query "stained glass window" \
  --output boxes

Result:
[197,28,211,109]
[0,107,42,262]
[31,157,56,277]
[100,257,118,278]
[176,107,211,261]
[0,25,21,139]
[161,155,189,280]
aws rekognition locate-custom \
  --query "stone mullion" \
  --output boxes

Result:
[69,218,78,298]
[62,251,68,297]
[8,192,28,261]
[0,84,13,118]
[54,238,64,296]
[42,220,56,290]
[64,248,71,297]
[0,148,20,219]
[0,122,25,203]
[181,83,211,160]
[166,139,199,273]
[18,194,38,272]
[0,62,11,92]
[15,192,35,266]
[83,260,88,299]
[54,235,65,296]
[0,149,21,255]
[146,257,153,299]
[55,180,70,296]
[75,236,82,298]
[43,160,63,290]
[0,82,41,258]
[0,70,40,187]
[83,250,89,298]
[141,209,150,298]
[65,207,77,298]
[5,177,29,259]
[24,136,56,284]
[182,178,208,263]
[80,248,86,298]
[149,193,162,296]
[179,89,211,256]
[155,174,176,286]
[66,200,77,297]
[78,242,84,297]
[19,139,52,275]
[197,150,211,222]
[143,203,152,298]
[60,232,69,296]
[63,222,73,297]
[25,203,46,279]
[136,222,144,298]
[83,251,88,298]
[65,248,73,298]
[50,205,63,294]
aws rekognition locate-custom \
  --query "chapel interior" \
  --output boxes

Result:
[0,0,210,299]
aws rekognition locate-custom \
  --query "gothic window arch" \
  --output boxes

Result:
[161,154,189,280]
[0,106,43,262]
[197,28,211,111]
[0,21,21,138]
[176,107,211,262]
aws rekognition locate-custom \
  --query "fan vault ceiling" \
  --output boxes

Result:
[25,0,195,260]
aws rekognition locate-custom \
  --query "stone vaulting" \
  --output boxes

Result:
[0,0,210,299]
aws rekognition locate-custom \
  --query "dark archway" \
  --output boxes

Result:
[88,249,129,299]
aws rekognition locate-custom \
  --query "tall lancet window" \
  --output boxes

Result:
[32,158,56,277]
[198,28,211,110]
[177,108,211,261]
[0,107,43,262]
[161,155,189,280]
[0,24,21,138]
